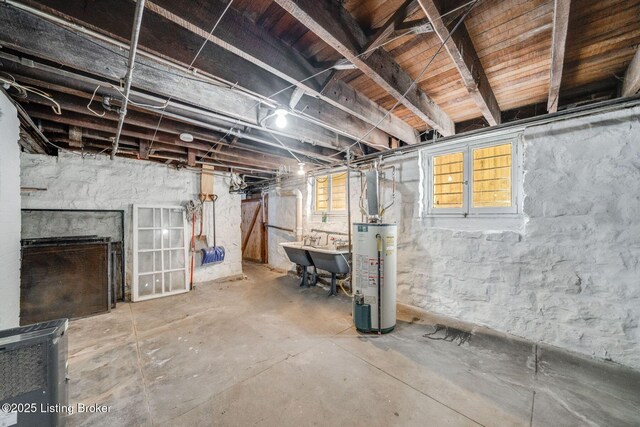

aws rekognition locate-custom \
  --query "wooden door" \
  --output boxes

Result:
[241,197,267,263]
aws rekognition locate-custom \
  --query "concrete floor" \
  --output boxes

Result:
[66,263,640,426]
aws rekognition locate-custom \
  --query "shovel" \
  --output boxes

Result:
[201,194,225,265]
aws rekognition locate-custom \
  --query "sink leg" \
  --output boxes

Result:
[310,266,318,286]
[328,273,337,297]
[300,265,308,287]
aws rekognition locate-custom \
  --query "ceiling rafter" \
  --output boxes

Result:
[418,0,501,126]
[273,0,455,136]
[547,0,571,113]
[145,0,418,144]
[622,47,640,97]
[0,4,364,154]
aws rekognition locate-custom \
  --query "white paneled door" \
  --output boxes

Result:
[133,205,189,301]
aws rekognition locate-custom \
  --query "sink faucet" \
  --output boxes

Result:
[303,235,321,246]
[330,237,348,249]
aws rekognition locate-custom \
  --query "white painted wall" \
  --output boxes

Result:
[0,92,21,329]
[268,106,640,370]
[21,153,243,298]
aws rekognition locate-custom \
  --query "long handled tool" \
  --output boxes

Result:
[190,212,196,289]
[201,194,225,265]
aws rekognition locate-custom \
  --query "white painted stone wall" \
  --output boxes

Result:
[21,153,243,298]
[268,106,640,370]
[0,92,21,329]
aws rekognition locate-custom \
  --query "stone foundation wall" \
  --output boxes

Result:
[268,106,640,370]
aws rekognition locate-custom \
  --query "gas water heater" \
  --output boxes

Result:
[352,222,397,333]
[352,164,397,333]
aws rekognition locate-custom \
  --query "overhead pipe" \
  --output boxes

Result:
[275,177,303,241]
[111,0,146,160]
[346,148,353,272]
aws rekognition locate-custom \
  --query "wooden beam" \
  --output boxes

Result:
[622,47,640,97]
[547,0,571,113]
[187,149,196,167]
[145,0,417,144]
[0,5,359,152]
[418,0,501,126]
[25,106,291,171]
[16,0,403,148]
[364,0,423,59]
[289,86,306,109]
[274,0,455,136]
[0,51,341,162]
[139,139,149,159]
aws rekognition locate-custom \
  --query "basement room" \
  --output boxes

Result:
[0,0,639,426]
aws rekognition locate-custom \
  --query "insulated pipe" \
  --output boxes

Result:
[275,180,303,241]
[111,0,146,160]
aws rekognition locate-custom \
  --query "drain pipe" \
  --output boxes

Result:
[111,0,146,160]
[275,177,303,241]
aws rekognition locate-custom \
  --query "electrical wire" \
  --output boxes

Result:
[263,130,302,163]
[1,71,62,114]
[9,0,477,167]
[197,0,479,163]
[87,85,106,117]
[326,0,481,159]
[148,0,235,151]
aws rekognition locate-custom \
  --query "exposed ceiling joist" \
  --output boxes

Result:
[622,47,640,97]
[274,0,455,136]
[39,120,296,168]
[19,88,325,169]
[145,0,417,144]
[364,0,423,59]
[0,4,363,153]
[30,109,282,173]
[13,0,398,149]
[547,0,571,113]
[418,0,501,126]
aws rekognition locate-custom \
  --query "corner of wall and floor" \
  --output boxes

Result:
[266,105,640,372]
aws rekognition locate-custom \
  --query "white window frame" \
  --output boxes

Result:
[132,204,189,302]
[312,172,347,215]
[425,135,521,217]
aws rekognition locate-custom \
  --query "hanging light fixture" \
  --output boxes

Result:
[297,162,305,176]
[274,108,288,129]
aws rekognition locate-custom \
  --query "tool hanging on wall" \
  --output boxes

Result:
[185,199,202,290]
[198,165,225,265]
[201,194,225,265]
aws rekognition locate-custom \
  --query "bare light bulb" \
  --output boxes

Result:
[297,162,305,176]
[274,108,288,129]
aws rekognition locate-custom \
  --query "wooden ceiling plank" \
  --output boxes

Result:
[140,0,417,144]
[274,0,455,136]
[0,5,356,152]
[418,0,501,125]
[622,47,640,97]
[20,91,307,169]
[547,0,571,112]
[363,0,423,59]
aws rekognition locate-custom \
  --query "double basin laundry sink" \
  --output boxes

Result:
[280,241,350,295]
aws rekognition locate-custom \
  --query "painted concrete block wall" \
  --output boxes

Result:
[268,106,640,370]
[0,92,21,329]
[21,153,243,297]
